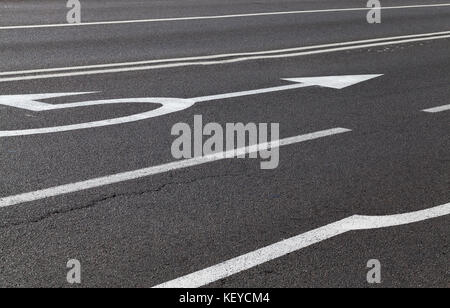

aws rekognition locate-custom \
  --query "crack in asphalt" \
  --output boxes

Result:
[0,171,260,229]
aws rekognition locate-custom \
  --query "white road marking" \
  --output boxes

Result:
[281,75,382,90]
[1,4,450,30]
[0,75,380,137]
[1,31,448,77]
[0,128,351,208]
[0,95,197,137]
[194,75,382,102]
[422,104,450,113]
[0,32,447,82]
[0,92,96,111]
[153,202,450,288]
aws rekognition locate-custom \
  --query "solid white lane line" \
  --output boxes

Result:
[153,202,450,288]
[2,4,450,30]
[2,30,449,77]
[347,203,450,230]
[422,104,450,113]
[1,34,449,83]
[154,219,352,289]
[0,128,351,209]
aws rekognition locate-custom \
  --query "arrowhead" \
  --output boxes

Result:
[282,74,383,89]
[0,92,97,111]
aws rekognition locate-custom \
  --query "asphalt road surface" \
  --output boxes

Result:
[0,0,449,288]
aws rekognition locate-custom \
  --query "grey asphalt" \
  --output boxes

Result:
[0,0,448,288]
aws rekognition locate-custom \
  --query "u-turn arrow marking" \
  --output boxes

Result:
[0,74,382,137]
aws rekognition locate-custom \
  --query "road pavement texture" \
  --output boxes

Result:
[0,0,449,288]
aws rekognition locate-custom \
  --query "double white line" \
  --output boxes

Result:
[1,31,450,82]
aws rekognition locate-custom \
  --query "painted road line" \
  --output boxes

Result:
[2,4,450,30]
[0,128,351,208]
[153,202,450,288]
[1,34,449,82]
[193,75,382,102]
[422,104,450,113]
[1,31,449,77]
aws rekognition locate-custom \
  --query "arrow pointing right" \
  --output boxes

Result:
[282,74,383,89]
[192,74,383,103]
[0,74,383,137]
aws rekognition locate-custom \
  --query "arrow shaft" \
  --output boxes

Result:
[0,75,382,113]
[192,83,308,103]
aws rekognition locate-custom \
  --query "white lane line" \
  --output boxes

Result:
[153,202,450,288]
[422,104,450,113]
[2,4,450,30]
[2,31,449,77]
[1,33,449,83]
[0,128,351,209]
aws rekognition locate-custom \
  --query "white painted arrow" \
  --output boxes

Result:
[193,74,382,102]
[0,74,382,137]
[283,74,383,89]
[0,92,97,111]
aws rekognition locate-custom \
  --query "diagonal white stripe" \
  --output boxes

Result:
[154,203,450,288]
[0,128,351,209]
[422,104,450,113]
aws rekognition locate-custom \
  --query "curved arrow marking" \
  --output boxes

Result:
[0,75,382,137]
[0,94,195,137]
[153,202,450,288]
